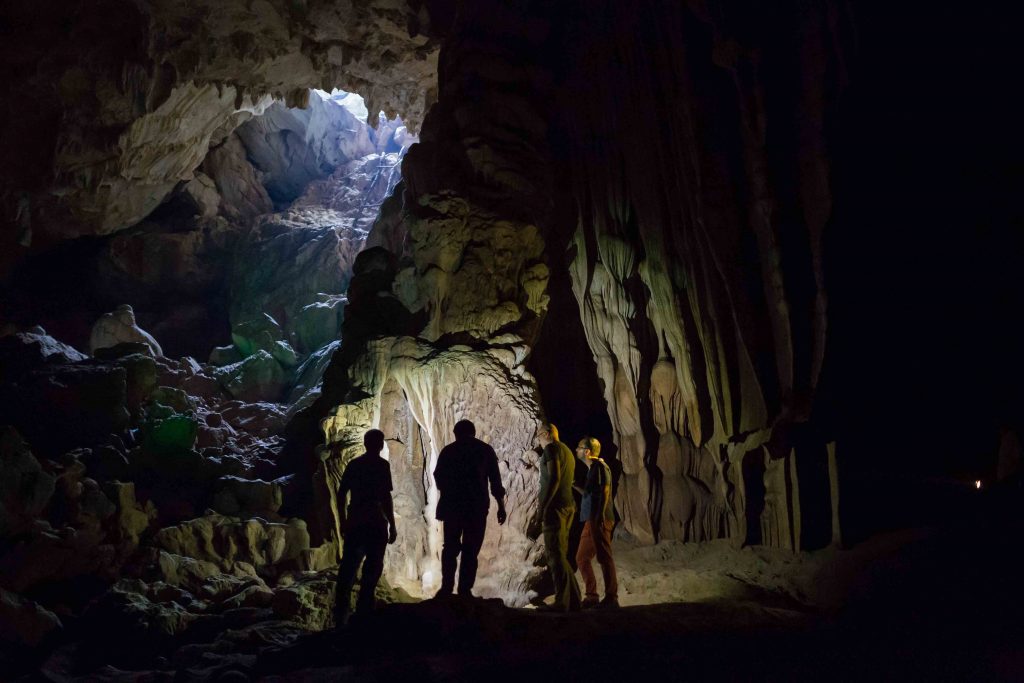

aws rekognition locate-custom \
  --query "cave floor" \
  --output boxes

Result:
[252,594,1018,683]
[26,519,1024,682]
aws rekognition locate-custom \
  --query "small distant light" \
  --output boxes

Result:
[975,480,982,490]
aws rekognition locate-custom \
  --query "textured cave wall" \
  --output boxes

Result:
[551,1,851,549]
[292,0,859,600]
[292,3,560,600]
[0,0,438,266]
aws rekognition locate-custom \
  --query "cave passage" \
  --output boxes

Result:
[1,2,1021,680]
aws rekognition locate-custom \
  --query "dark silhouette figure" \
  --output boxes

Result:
[433,419,507,597]
[333,429,397,626]
[538,423,582,611]
[574,436,618,608]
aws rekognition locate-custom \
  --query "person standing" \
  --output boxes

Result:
[537,423,581,612]
[433,419,507,597]
[575,436,619,608]
[333,429,397,626]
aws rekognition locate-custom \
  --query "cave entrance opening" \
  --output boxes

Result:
[186,86,417,408]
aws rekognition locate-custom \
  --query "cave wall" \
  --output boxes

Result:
[4,0,1011,608]
[321,0,850,557]
[296,3,561,599]
[0,0,438,266]
[552,1,850,549]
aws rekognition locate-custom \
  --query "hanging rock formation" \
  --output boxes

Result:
[560,1,844,549]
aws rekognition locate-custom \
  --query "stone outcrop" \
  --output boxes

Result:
[0,427,56,538]
[153,513,311,573]
[90,305,163,357]
[1,0,438,248]
[0,587,62,646]
[559,1,843,549]
[289,6,559,601]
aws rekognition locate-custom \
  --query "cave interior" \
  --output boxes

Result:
[0,1,1021,680]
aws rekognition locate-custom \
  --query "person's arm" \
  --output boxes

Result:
[384,495,398,544]
[384,463,397,544]
[337,470,351,536]
[539,445,559,515]
[585,464,602,521]
[433,447,449,492]
[598,464,610,524]
[487,446,507,524]
[573,459,588,495]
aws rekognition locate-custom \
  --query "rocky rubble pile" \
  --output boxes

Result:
[0,326,389,677]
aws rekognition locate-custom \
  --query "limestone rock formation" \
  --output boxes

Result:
[203,135,275,222]
[154,513,311,573]
[0,328,87,375]
[0,427,56,538]
[0,588,62,646]
[560,1,842,549]
[289,0,561,601]
[319,336,545,599]
[2,0,438,246]
[90,305,163,357]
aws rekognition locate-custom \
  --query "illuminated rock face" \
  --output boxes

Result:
[560,1,842,549]
[0,0,852,623]
[298,8,560,600]
[320,338,545,600]
[1,0,437,248]
[305,3,847,597]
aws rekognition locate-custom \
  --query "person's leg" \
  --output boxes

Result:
[457,513,487,595]
[334,531,368,622]
[439,517,464,595]
[543,522,566,607]
[549,509,580,610]
[560,509,582,609]
[355,531,388,615]
[595,519,618,601]
[575,520,599,601]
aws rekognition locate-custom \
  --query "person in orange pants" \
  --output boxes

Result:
[575,436,618,608]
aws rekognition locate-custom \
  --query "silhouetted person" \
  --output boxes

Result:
[574,436,618,608]
[537,423,581,611]
[333,429,397,626]
[433,419,507,597]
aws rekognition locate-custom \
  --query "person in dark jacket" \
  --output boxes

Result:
[537,422,582,612]
[575,436,618,608]
[433,419,507,597]
[333,429,397,626]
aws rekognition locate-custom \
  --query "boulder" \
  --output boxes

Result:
[0,363,131,454]
[213,350,287,403]
[181,172,221,218]
[212,476,284,518]
[270,573,336,631]
[218,583,275,611]
[293,296,345,357]
[141,410,199,459]
[84,579,197,641]
[89,304,163,357]
[0,522,117,593]
[154,514,310,573]
[104,481,158,546]
[115,353,159,417]
[203,133,274,222]
[0,588,62,646]
[0,329,87,383]
[0,427,56,538]
[209,344,243,367]
[286,340,339,409]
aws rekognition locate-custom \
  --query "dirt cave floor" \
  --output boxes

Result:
[26,514,1024,683]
